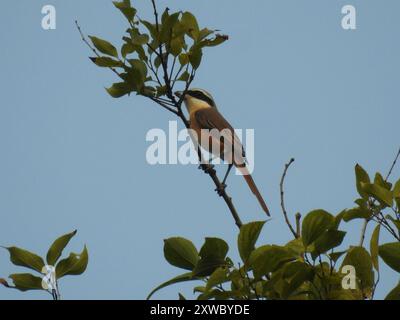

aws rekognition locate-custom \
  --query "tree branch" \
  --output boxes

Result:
[385,146,400,181]
[280,158,298,238]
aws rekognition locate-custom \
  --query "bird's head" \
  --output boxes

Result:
[175,88,217,112]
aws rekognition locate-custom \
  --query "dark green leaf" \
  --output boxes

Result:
[9,273,43,292]
[113,0,137,22]
[192,238,229,277]
[106,82,132,98]
[46,230,77,265]
[385,282,400,300]
[370,225,380,271]
[163,238,199,271]
[329,251,347,263]
[355,164,370,199]
[301,210,334,247]
[5,247,45,273]
[147,272,196,300]
[379,242,400,273]
[361,183,393,207]
[189,48,202,69]
[89,36,118,58]
[181,12,199,39]
[177,71,190,82]
[249,245,296,279]
[313,230,346,254]
[341,247,374,291]
[55,246,88,279]
[178,293,186,300]
[393,179,400,198]
[200,34,229,48]
[206,267,228,291]
[374,173,392,190]
[178,53,189,66]
[238,221,266,264]
[90,57,123,68]
[343,207,371,222]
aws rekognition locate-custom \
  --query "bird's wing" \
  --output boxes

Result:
[194,108,245,165]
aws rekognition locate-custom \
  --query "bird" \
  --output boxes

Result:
[175,88,270,216]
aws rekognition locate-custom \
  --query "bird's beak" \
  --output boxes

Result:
[175,91,183,98]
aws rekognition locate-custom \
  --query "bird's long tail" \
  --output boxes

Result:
[237,165,271,216]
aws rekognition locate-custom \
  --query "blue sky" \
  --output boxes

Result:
[0,0,399,300]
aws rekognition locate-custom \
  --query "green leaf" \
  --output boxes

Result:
[178,53,189,66]
[285,238,305,257]
[177,71,190,82]
[113,0,137,22]
[147,272,196,300]
[189,47,203,69]
[89,36,118,58]
[55,246,88,279]
[192,238,229,277]
[199,238,229,261]
[249,245,296,279]
[46,230,77,266]
[140,20,158,41]
[121,43,135,58]
[343,207,371,222]
[178,293,186,300]
[301,210,334,247]
[200,34,229,48]
[355,164,370,199]
[9,273,43,292]
[393,179,400,198]
[312,230,346,255]
[379,242,400,273]
[199,28,215,40]
[181,12,199,40]
[374,173,392,190]
[341,247,374,291]
[238,221,266,264]
[160,12,181,44]
[106,82,132,98]
[385,282,400,300]
[163,238,199,271]
[90,57,123,68]
[206,267,228,291]
[170,37,184,56]
[370,225,380,271]
[4,247,45,273]
[361,183,393,207]
[329,251,347,263]
[128,59,147,79]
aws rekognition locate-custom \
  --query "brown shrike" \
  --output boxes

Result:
[175,88,270,216]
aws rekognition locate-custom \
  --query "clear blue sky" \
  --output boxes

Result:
[0,0,399,300]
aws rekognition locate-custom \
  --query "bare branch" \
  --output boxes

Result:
[280,158,298,238]
[385,146,400,181]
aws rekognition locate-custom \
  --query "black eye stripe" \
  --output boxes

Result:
[188,90,215,107]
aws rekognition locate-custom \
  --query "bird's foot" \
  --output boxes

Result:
[215,183,227,196]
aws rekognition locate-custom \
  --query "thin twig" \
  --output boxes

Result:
[280,158,297,238]
[385,146,400,181]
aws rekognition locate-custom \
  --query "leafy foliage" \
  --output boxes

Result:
[1,230,88,299]
[149,164,400,300]
[87,0,228,100]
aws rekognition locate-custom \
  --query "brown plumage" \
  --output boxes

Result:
[190,107,270,217]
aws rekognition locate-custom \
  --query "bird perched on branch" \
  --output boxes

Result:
[175,88,270,216]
